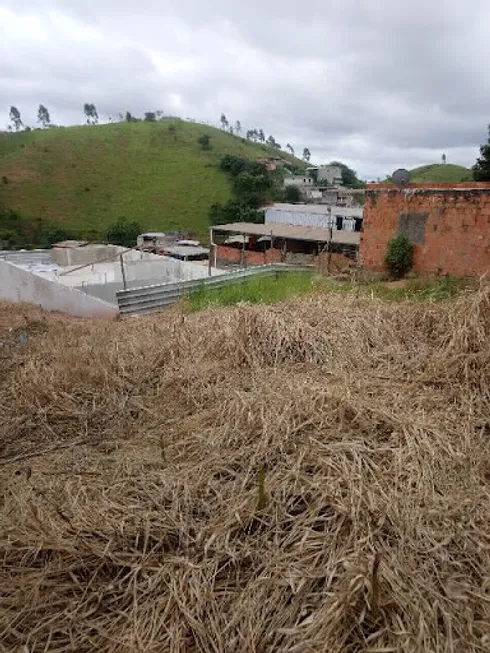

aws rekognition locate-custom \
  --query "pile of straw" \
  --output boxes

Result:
[1,287,490,652]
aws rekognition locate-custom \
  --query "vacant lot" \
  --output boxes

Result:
[1,285,489,652]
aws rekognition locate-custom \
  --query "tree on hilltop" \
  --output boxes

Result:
[37,104,51,128]
[473,125,490,181]
[9,106,23,131]
[83,103,99,125]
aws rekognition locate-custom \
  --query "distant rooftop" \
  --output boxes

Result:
[162,245,210,259]
[268,203,363,218]
[212,222,360,246]
[52,240,88,249]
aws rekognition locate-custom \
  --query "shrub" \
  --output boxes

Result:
[2,176,8,184]
[384,234,414,279]
[209,201,264,226]
[47,227,76,245]
[106,219,142,248]
[284,185,302,202]
[197,134,211,150]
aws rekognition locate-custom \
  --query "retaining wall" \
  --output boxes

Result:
[361,183,490,276]
[0,259,118,318]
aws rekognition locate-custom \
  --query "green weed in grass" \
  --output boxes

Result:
[188,272,316,311]
[327,276,472,302]
[187,273,471,312]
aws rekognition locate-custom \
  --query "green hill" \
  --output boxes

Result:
[0,120,302,240]
[408,163,472,183]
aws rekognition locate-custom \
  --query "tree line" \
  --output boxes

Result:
[219,113,311,161]
[6,105,312,161]
[5,104,171,131]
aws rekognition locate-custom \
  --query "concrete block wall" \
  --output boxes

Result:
[361,183,490,276]
[51,244,125,266]
[0,259,118,318]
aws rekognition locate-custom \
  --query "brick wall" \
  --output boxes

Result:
[360,183,490,276]
[216,246,282,266]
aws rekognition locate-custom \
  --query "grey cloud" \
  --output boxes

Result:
[1,0,490,178]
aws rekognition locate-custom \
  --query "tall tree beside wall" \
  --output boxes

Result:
[473,125,490,181]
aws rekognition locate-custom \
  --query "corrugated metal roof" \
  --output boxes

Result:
[268,203,363,218]
[212,222,360,246]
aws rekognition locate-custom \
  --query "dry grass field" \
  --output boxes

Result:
[1,284,489,652]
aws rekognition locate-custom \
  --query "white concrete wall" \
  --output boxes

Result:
[123,257,224,283]
[38,251,223,290]
[265,206,363,230]
[0,259,118,318]
[51,244,126,266]
[77,259,225,305]
[284,176,315,187]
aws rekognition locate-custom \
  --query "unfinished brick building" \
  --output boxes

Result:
[360,182,490,277]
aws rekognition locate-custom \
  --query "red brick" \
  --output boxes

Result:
[360,183,490,276]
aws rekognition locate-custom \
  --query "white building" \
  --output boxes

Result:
[283,175,315,188]
[265,203,363,232]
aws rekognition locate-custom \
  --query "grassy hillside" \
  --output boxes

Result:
[0,120,302,239]
[408,163,472,183]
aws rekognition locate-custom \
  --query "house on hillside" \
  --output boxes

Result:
[256,156,286,172]
[310,165,343,186]
[284,174,316,188]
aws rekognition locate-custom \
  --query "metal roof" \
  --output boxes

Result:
[162,245,210,258]
[268,203,363,218]
[212,222,360,246]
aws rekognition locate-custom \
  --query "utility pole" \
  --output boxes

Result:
[119,254,127,290]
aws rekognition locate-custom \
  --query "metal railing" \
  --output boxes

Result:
[116,264,311,316]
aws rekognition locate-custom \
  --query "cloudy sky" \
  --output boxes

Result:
[1,0,489,179]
